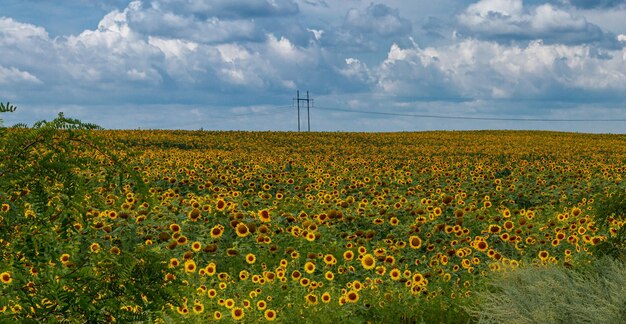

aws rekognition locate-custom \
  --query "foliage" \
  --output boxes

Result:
[0,105,188,322]
[592,190,626,262]
[0,102,17,113]
[468,257,626,324]
[0,102,16,128]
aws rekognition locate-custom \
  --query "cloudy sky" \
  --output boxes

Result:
[2,0,626,132]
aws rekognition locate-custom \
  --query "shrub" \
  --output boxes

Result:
[0,104,187,322]
[592,190,626,263]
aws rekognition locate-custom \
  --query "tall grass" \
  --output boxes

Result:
[469,257,626,324]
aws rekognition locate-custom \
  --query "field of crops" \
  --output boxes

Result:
[1,129,625,322]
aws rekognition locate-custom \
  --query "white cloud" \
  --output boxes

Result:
[307,28,324,41]
[62,6,163,84]
[321,3,414,53]
[127,69,145,80]
[67,9,135,51]
[268,34,300,60]
[458,0,605,44]
[370,39,626,99]
[0,17,49,40]
[462,0,524,23]
[386,43,410,62]
[148,37,198,59]
[128,8,261,44]
[0,17,54,62]
[338,58,372,83]
[531,4,587,31]
[216,44,251,63]
[0,66,42,84]
[344,3,412,37]
[373,43,454,97]
[212,44,266,87]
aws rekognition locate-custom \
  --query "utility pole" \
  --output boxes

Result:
[306,91,310,132]
[294,90,313,132]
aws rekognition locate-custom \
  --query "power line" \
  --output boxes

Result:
[312,106,626,122]
[198,105,293,121]
[162,106,293,129]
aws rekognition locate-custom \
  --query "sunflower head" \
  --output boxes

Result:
[235,223,250,237]
[361,254,376,270]
[0,272,12,284]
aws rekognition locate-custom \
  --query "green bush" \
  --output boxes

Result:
[0,103,188,322]
[469,257,626,324]
[592,190,626,263]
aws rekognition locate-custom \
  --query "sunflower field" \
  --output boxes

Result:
[1,109,625,322]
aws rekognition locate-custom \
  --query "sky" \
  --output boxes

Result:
[1,0,626,133]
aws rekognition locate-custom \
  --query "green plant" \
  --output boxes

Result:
[592,190,626,263]
[0,104,188,322]
[0,102,17,113]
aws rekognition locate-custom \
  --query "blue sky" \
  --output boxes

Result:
[2,0,626,132]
